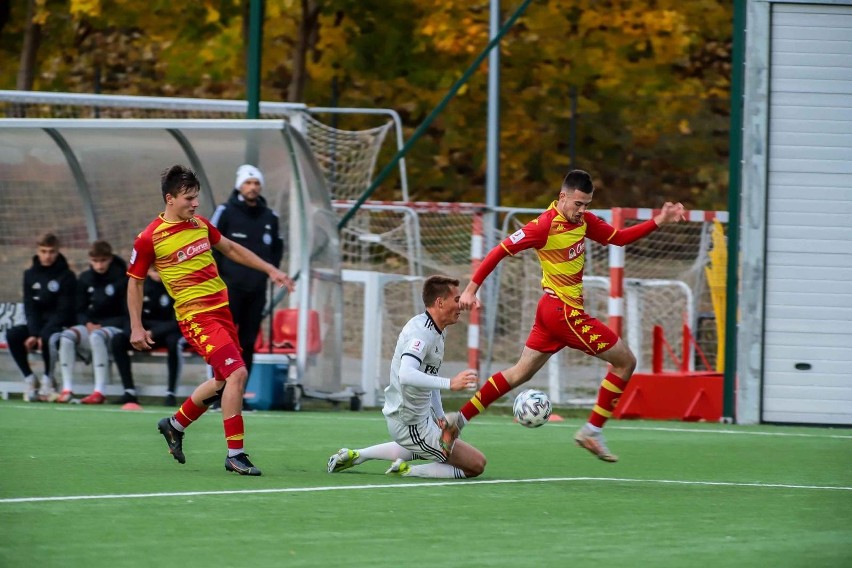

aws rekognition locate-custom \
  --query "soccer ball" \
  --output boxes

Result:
[513,389,552,428]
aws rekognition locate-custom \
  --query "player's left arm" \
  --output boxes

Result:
[588,202,686,247]
[214,236,294,291]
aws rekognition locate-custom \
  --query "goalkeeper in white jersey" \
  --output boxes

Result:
[326,275,486,479]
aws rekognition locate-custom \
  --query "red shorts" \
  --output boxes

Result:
[525,294,618,356]
[178,307,245,380]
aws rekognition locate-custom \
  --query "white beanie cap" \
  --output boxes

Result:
[235,164,264,189]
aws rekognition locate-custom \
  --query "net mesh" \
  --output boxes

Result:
[299,114,393,201]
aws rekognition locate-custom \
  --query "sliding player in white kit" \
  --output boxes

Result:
[326,275,486,479]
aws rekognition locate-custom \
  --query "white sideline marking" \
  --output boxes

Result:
[2,477,850,504]
[4,403,852,439]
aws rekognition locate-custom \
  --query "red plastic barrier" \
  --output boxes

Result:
[612,372,723,422]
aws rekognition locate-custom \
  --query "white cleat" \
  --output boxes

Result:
[327,448,360,473]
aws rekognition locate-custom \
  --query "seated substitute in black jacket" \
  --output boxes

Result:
[210,164,284,379]
[54,240,128,404]
[7,232,76,402]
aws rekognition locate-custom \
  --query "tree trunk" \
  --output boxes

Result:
[0,0,11,37]
[288,0,320,103]
[17,0,42,91]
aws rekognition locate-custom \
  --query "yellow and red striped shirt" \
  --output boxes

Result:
[128,215,229,321]
[497,203,618,309]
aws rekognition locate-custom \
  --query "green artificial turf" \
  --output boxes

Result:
[1,400,850,567]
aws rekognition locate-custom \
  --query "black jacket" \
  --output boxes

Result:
[22,253,77,337]
[211,190,284,292]
[141,277,175,324]
[75,255,128,329]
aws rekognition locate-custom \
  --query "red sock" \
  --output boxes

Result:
[174,397,206,429]
[588,372,628,428]
[460,372,512,421]
[224,415,245,451]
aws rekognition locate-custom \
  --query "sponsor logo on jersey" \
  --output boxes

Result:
[176,240,210,263]
[129,248,138,265]
[409,339,424,354]
[105,284,115,297]
[225,358,236,366]
[509,229,526,244]
[47,280,59,292]
[567,240,585,260]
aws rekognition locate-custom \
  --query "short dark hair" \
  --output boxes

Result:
[161,164,200,202]
[37,233,59,248]
[88,240,113,258]
[560,169,594,194]
[422,275,460,307]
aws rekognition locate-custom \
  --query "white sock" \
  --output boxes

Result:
[585,423,602,433]
[90,332,111,394]
[406,463,465,479]
[59,337,76,392]
[23,374,36,388]
[356,442,414,465]
[169,417,186,432]
[228,449,244,457]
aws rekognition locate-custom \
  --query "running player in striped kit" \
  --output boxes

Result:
[128,165,293,476]
[446,170,685,462]
[327,275,486,479]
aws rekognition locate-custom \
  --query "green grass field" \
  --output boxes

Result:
[1,400,850,567]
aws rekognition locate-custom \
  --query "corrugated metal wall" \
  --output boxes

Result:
[762,2,852,424]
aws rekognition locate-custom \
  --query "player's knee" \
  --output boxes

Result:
[90,328,108,346]
[59,329,78,346]
[466,454,487,478]
[227,366,248,386]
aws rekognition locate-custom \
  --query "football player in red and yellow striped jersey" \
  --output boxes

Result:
[450,170,685,462]
[128,165,293,476]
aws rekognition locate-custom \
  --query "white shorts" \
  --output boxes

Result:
[386,416,448,463]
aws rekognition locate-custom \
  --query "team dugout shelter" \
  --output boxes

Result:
[0,119,346,403]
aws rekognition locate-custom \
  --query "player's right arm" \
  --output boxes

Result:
[127,278,154,351]
[127,230,156,351]
[459,216,548,310]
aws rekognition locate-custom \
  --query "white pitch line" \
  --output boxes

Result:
[3,403,851,439]
[2,477,850,504]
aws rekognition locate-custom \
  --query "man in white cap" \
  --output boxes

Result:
[210,165,284,403]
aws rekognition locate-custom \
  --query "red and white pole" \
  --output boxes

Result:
[608,207,625,337]
[468,212,483,374]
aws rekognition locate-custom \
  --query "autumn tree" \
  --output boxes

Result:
[0,0,733,209]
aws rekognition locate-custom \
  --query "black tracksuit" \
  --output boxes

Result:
[75,255,128,329]
[211,190,284,374]
[7,253,77,378]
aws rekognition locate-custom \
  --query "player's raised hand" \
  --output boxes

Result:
[655,202,686,225]
[450,369,479,391]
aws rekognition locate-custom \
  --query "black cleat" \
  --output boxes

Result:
[157,417,185,464]
[225,453,262,476]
